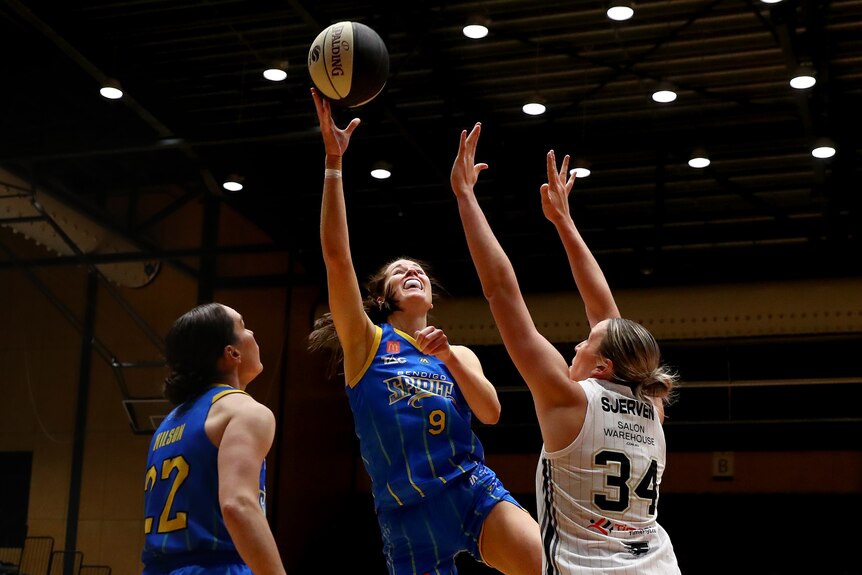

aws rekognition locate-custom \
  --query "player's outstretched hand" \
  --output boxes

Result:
[541,149,576,226]
[450,122,488,197]
[312,87,360,157]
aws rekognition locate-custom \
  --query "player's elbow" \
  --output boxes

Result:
[481,270,519,303]
[475,398,502,425]
[220,492,262,526]
[480,407,501,425]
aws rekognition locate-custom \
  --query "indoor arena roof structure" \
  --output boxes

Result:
[1,0,860,296]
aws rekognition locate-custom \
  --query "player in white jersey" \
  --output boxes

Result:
[450,123,681,574]
[536,376,679,573]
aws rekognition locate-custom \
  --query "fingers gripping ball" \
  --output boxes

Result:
[308,21,390,108]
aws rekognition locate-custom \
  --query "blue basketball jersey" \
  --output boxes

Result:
[142,385,266,571]
[346,323,484,511]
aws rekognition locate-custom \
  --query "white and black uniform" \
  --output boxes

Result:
[536,378,680,574]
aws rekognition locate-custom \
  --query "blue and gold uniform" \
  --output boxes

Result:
[142,385,266,575]
[348,324,521,574]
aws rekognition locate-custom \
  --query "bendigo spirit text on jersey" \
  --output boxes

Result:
[347,324,485,511]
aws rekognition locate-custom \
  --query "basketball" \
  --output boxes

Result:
[308,21,389,108]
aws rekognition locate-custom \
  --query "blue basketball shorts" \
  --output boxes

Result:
[376,463,524,575]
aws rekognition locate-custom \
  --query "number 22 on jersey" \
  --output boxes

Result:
[144,455,189,534]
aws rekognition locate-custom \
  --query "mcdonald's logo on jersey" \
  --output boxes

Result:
[386,341,400,354]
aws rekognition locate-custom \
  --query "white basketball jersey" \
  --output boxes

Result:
[535,378,680,574]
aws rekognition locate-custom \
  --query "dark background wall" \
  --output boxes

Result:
[1,210,860,574]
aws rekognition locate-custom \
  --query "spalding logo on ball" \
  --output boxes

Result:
[308,21,390,108]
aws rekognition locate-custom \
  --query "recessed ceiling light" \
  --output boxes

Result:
[811,139,836,159]
[688,149,710,168]
[522,98,546,116]
[263,68,287,82]
[607,1,635,21]
[463,15,490,39]
[463,25,488,39]
[100,78,123,100]
[652,89,677,103]
[790,67,816,89]
[371,161,392,179]
[223,174,244,192]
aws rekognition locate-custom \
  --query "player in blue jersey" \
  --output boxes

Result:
[142,303,287,575]
[308,87,543,575]
[450,123,681,574]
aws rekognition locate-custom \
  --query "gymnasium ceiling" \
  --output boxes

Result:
[1,0,861,298]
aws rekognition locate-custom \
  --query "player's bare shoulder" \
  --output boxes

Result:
[206,389,274,445]
[449,343,478,360]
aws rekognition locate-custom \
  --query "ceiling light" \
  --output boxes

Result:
[760,0,784,3]
[463,15,490,39]
[99,78,123,100]
[263,62,288,82]
[789,65,816,90]
[688,149,710,169]
[522,96,546,116]
[607,1,635,21]
[811,138,836,159]
[371,161,392,180]
[569,159,591,178]
[222,173,244,192]
[652,88,677,103]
